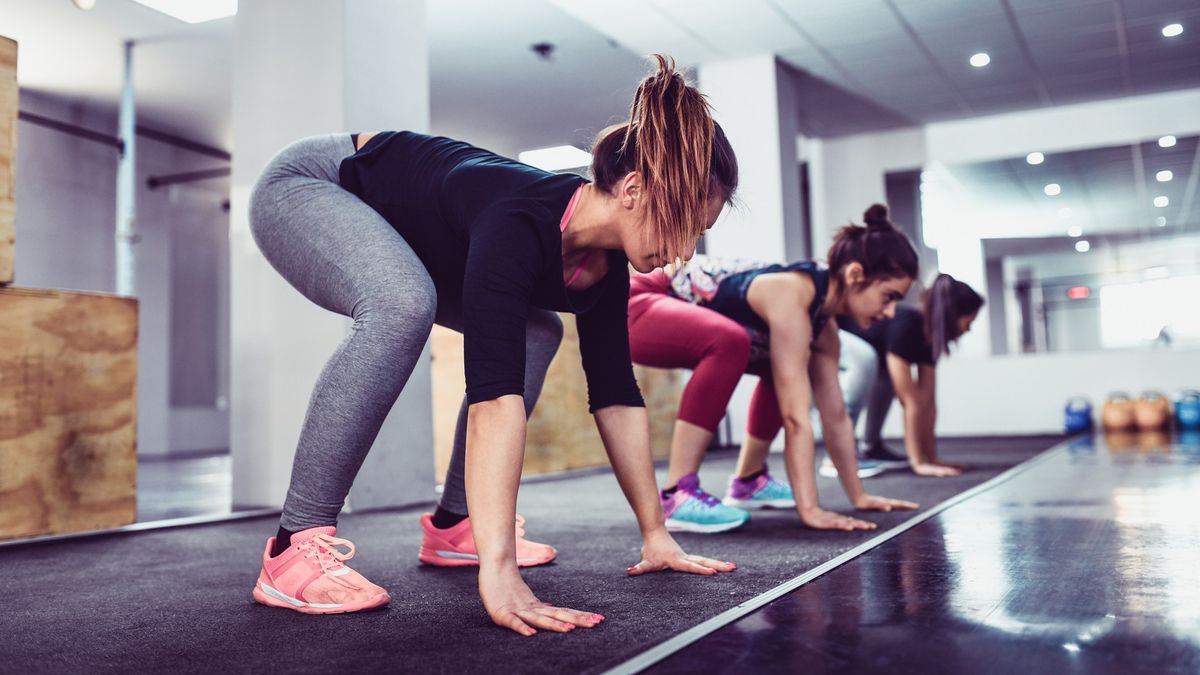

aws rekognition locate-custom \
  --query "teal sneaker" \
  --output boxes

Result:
[819,455,885,479]
[661,473,750,533]
[722,466,795,510]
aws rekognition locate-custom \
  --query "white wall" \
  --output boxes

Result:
[801,86,1200,438]
[14,90,229,457]
[930,349,1200,436]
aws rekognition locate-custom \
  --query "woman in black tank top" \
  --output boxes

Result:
[839,274,985,477]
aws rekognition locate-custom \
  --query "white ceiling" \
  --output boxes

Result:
[552,0,1200,136]
[1,0,1198,153]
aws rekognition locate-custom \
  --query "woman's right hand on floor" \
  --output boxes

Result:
[478,565,604,637]
[911,462,963,477]
[800,506,877,531]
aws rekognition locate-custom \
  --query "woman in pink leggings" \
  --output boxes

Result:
[629,204,920,533]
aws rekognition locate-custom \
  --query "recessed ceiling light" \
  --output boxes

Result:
[1159,135,1177,148]
[72,0,97,9]
[1068,225,1083,237]
[1044,183,1062,196]
[130,0,237,23]
[1154,196,1170,207]
[1075,240,1090,253]
[1156,170,1174,182]
[1162,23,1183,38]
[1155,216,1168,227]
[970,53,991,68]
[1059,207,1073,219]
[518,145,593,172]
[1026,152,1045,165]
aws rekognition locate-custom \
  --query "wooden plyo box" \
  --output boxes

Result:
[0,287,139,540]
[431,316,679,480]
[0,36,16,285]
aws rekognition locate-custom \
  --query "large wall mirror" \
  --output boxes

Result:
[921,133,1199,356]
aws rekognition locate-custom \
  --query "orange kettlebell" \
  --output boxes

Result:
[1134,391,1171,431]
[1101,392,1136,431]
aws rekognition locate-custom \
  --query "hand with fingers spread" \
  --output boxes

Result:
[479,566,604,637]
[800,506,877,531]
[626,528,737,577]
[912,462,962,477]
[854,494,919,512]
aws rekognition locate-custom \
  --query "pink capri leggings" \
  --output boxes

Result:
[628,270,784,441]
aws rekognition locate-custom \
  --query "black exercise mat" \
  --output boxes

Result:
[0,436,1055,674]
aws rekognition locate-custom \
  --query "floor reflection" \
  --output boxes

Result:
[651,433,1200,674]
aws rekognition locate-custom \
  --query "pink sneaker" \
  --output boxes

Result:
[252,526,390,614]
[418,513,557,567]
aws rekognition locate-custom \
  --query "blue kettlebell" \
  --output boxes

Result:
[1176,390,1200,430]
[1064,396,1093,434]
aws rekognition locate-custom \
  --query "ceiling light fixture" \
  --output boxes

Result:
[1162,23,1183,38]
[1155,216,1168,227]
[1159,135,1177,148]
[1068,225,1083,237]
[129,0,237,23]
[1026,152,1044,165]
[1154,195,1169,207]
[1156,170,1174,182]
[71,0,98,9]
[1075,240,1090,253]
[970,52,991,68]
[1044,183,1062,196]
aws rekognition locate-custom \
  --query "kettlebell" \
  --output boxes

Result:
[1133,391,1171,431]
[1063,396,1093,434]
[1176,389,1200,430]
[1101,392,1136,431]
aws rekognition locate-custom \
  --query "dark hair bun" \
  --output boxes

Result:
[863,203,891,229]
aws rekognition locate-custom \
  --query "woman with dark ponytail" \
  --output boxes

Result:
[245,55,739,634]
[625,204,920,533]
[836,270,985,477]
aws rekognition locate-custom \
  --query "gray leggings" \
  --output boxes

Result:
[249,134,561,530]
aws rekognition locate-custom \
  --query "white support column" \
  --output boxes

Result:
[230,0,432,511]
[696,56,805,448]
[698,55,804,262]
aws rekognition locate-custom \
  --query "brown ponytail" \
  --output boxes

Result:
[591,54,738,263]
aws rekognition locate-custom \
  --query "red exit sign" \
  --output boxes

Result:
[1067,286,1090,300]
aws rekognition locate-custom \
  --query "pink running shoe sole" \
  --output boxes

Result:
[252,577,390,614]
[417,513,556,568]
[417,546,556,568]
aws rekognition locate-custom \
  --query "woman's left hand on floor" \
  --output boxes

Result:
[626,529,737,576]
[854,494,919,512]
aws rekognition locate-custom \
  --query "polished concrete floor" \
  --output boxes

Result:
[646,431,1200,674]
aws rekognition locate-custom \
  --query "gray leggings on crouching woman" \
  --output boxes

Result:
[249,134,560,531]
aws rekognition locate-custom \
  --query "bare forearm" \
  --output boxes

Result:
[922,404,938,462]
[782,418,821,513]
[902,402,929,465]
[594,405,667,538]
[821,414,865,503]
[465,396,527,570]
